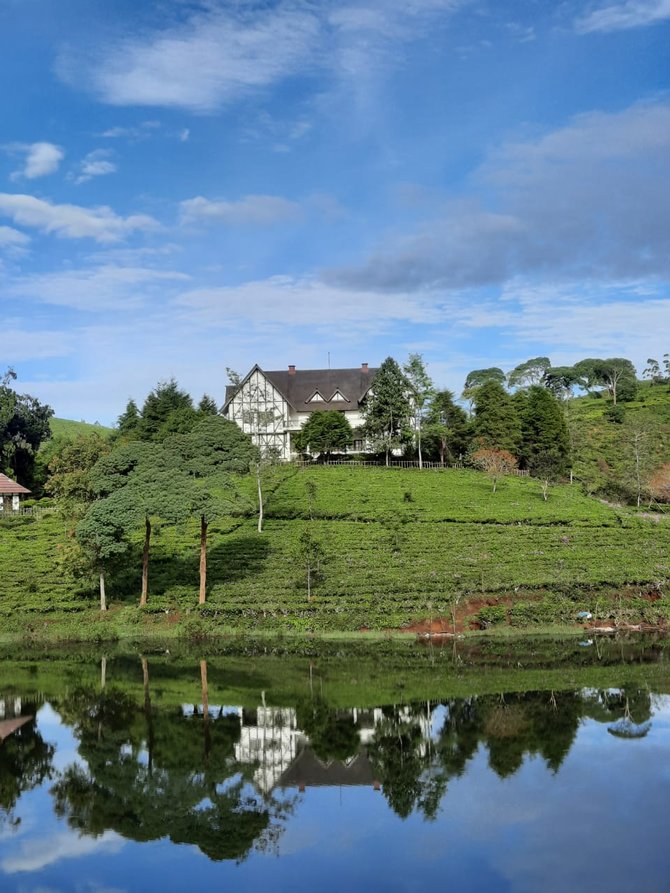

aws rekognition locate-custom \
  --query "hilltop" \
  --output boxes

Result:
[48,418,115,441]
[1,465,668,643]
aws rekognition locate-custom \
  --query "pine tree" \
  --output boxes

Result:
[138,379,194,441]
[198,394,219,415]
[362,357,412,466]
[519,386,571,480]
[117,399,140,436]
[472,381,521,454]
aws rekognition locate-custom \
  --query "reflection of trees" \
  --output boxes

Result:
[0,703,54,829]
[296,698,360,763]
[367,691,584,819]
[51,661,292,862]
[581,688,653,740]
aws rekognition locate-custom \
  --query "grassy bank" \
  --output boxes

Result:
[2,465,669,641]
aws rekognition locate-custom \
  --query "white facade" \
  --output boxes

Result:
[224,364,374,460]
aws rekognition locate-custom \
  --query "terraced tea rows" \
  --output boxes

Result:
[1,467,668,634]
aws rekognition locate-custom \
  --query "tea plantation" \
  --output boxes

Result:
[1,466,669,639]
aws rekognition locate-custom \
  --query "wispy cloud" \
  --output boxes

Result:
[180,194,302,225]
[7,141,64,180]
[0,225,30,250]
[2,829,124,873]
[56,0,469,113]
[72,149,118,184]
[7,263,190,311]
[0,193,158,242]
[576,0,670,33]
[325,100,670,291]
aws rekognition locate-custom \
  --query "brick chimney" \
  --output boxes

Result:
[288,364,296,375]
[361,362,369,373]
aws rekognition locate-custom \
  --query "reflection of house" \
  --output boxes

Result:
[234,707,303,794]
[232,702,437,795]
[278,749,378,791]
[0,697,30,742]
[223,364,377,460]
[0,474,30,513]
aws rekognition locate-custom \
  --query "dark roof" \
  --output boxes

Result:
[224,365,377,413]
[0,716,31,742]
[278,747,378,789]
[0,473,30,495]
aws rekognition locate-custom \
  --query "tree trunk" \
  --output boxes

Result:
[439,439,445,468]
[417,425,423,469]
[256,462,264,533]
[140,517,151,607]
[141,657,154,774]
[200,659,211,762]
[199,516,207,604]
[99,568,107,612]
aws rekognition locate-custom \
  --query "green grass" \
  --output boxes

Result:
[48,417,115,441]
[1,466,669,639]
[568,380,670,498]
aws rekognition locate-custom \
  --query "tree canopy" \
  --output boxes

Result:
[294,410,353,458]
[362,356,412,465]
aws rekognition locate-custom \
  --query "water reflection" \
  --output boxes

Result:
[0,650,667,891]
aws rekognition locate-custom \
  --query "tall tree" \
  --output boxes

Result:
[424,390,471,465]
[117,399,141,437]
[0,370,53,486]
[198,394,219,415]
[472,381,521,454]
[518,386,571,484]
[507,357,551,390]
[47,433,111,521]
[403,353,434,468]
[88,442,189,606]
[574,358,637,404]
[543,366,581,400]
[462,368,506,409]
[138,379,195,441]
[362,357,412,466]
[169,417,256,603]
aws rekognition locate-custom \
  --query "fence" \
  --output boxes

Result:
[291,459,530,475]
[0,505,55,520]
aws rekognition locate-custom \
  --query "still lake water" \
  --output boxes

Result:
[1,638,670,892]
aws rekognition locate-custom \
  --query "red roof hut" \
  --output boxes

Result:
[0,473,30,513]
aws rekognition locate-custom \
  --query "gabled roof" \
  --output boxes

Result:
[0,473,30,495]
[278,747,377,788]
[223,365,377,413]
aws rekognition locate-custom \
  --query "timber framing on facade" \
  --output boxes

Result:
[223,363,377,460]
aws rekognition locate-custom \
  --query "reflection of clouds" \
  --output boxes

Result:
[3,830,124,873]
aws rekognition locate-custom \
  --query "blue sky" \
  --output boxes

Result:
[0,0,669,423]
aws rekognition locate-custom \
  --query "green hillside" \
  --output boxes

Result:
[48,418,115,440]
[1,466,669,641]
[568,381,670,498]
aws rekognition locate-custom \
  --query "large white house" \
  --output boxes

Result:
[222,363,377,460]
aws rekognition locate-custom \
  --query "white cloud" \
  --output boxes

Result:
[0,194,158,242]
[57,1,468,113]
[2,829,124,873]
[8,142,64,180]
[60,4,321,113]
[576,0,670,33]
[100,120,161,139]
[173,274,444,328]
[73,149,118,184]
[180,194,301,226]
[7,264,190,311]
[0,225,30,248]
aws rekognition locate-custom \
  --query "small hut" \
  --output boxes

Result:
[0,473,30,513]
